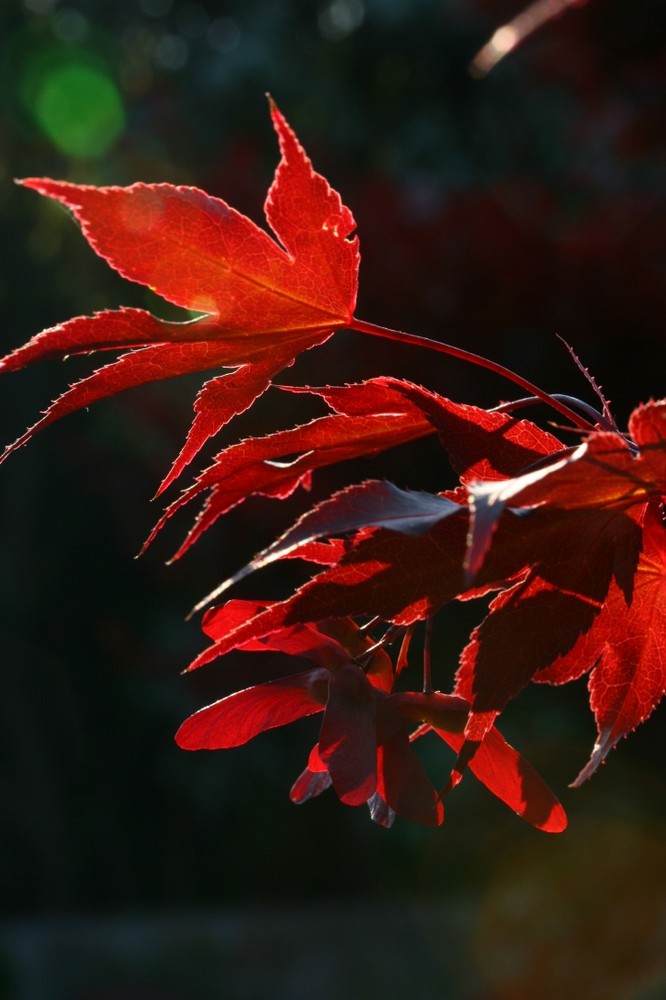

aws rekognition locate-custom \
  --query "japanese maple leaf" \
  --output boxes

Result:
[536,499,666,785]
[175,391,565,656]
[1,100,359,492]
[141,374,564,562]
[454,399,666,782]
[143,377,442,560]
[179,395,666,796]
[177,603,566,831]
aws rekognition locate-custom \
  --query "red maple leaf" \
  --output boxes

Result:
[454,400,666,782]
[536,499,666,785]
[137,378,564,617]
[177,604,566,831]
[1,100,359,492]
[175,389,567,660]
[181,395,665,793]
[142,377,442,560]
[4,93,662,833]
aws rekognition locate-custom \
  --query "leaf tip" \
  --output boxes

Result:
[16,177,47,193]
[542,804,568,834]
[570,727,616,788]
[265,92,280,120]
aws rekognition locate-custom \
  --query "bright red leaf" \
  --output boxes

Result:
[144,375,564,562]
[1,101,359,492]
[4,90,662,836]
[143,377,440,559]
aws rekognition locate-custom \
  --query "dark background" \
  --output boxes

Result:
[1,1,665,997]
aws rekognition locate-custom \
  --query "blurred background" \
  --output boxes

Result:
[1,0,665,997]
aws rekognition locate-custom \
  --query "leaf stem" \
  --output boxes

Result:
[423,615,434,695]
[492,394,612,429]
[350,317,595,431]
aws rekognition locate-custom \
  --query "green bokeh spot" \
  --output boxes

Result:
[33,61,125,159]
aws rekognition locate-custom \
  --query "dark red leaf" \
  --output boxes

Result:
[377,731,444,827]
[466,402,666,581]
[537,500,666,785]
[453,506,643,780]
[201,605,394,689]
[384,382,563,482]
[318,664,378,806]
[184,522,467,674]
[385,692,566,832]
[200,480,462,610]
[441,401,666,783]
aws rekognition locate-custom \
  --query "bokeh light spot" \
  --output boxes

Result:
[52,8,89,44]
[207,17,240,54]
[140,0,173,16]
[176,3,209,39]
[22,0,57,13]
[154,33,189,70]
[29,59,125,158]
[318,0,365,41]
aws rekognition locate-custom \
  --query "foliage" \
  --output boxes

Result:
[2,101,664,835]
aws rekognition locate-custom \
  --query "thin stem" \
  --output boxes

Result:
[423,615,434,695]
[350,317,596,432]
[492,394,610,428]
[357,624,404,667]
